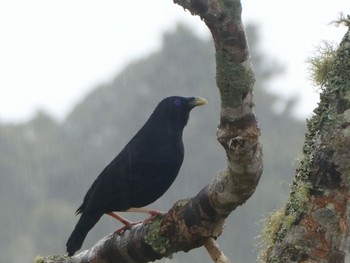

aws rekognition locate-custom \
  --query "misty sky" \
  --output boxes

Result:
[0,0,348,122]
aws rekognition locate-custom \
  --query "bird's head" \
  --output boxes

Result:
[152,96,208,129]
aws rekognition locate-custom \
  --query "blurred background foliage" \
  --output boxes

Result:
[0,24,306,262]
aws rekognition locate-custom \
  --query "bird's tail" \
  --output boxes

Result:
[66,211,103,256]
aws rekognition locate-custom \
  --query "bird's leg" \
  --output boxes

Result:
[106,208,165,234]
[106,212,133,225]
[127,207,165,215]
[127,207,166,223]
[106,212,142,234]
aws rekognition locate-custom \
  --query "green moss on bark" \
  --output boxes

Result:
[260,208,295,247]
[216,51,255,107]
[33,255,68,263]
[221,0,242,21]
[144,219,172,255]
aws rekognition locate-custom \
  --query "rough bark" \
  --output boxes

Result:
[35,0,262,262]
[262,25,350,263]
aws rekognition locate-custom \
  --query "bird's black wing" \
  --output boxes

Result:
[125,132,184,207]
[76,128,183,214]
[76,153,131,214]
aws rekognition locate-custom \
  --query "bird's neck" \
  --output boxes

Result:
[143,116,185,142]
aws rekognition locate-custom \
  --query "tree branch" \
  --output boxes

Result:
[204,238,232,263]
[36,0,262,262]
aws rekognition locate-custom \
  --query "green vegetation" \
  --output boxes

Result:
[307,41,337,88]
[145,219,172,255]
[216,51,255,108]
[1,24,305,263]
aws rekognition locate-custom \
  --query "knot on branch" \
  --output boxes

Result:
[228,136,245,153]
[217,113,260,158]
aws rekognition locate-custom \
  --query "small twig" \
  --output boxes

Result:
[204,238,232,263]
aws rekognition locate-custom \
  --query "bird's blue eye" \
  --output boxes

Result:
[174,99,182,106]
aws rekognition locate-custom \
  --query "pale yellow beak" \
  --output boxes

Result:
[189,97,208,107]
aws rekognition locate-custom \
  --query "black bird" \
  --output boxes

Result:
[66,96,207,256]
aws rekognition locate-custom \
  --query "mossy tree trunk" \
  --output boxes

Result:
[262,25,350,263]
[36,0,263,263]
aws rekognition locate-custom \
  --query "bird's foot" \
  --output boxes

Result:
[127,207,165,216]
[148,209,166,216]
[108,209,166,234]
[114,220,142,235]
[143,210,166,224]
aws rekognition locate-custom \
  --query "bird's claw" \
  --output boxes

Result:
[114,220,142,234]
[144,210,165,224]
[148,209,165,216]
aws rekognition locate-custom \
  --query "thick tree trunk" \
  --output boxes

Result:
[36,1,262,262]
[262,25,350,263]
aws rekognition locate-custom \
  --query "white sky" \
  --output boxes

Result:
[0,0,348,123]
